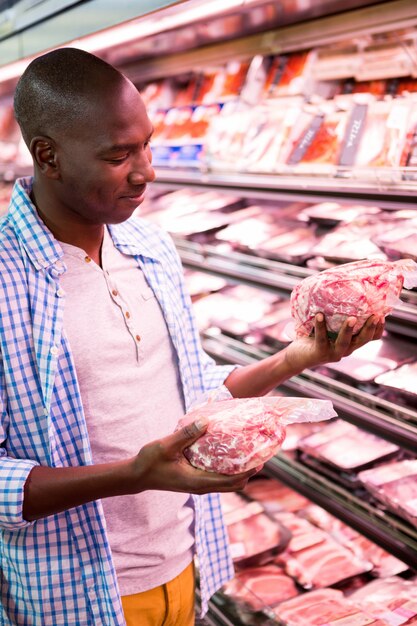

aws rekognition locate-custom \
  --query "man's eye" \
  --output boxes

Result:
[108,155,128,163]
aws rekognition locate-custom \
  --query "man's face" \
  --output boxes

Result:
[52,79,156,226]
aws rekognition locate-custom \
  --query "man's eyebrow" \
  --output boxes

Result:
[100,130,155,153]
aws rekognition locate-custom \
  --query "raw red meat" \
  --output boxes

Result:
[244,478,310,513]
[273,588,379,625]
[279,535,372,588]
[290,258,417,337]
[224,502,288,567]
[299,420,399,470]
[181,397,336,475]
[223,564,299,610]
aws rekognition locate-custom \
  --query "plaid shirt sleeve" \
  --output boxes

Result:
[0,341,39,530]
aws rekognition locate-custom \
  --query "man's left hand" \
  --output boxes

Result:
[284,313,385,373]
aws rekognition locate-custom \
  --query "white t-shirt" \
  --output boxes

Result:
[58,227,194,595]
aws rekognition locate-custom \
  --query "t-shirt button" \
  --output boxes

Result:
[125,311,131,319]
[56,288,65,297]
[50,345,59,356]
[112,289,118,297]
[136,335,141,342]
[85,256,92,263]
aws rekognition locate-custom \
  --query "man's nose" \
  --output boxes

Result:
[128,153,156,185]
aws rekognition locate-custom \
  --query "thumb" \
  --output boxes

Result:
[173,417,209,450]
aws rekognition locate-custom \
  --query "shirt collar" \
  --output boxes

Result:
[8,177,161,269]
[7,177,64,271]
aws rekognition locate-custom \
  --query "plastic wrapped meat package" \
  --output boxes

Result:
[375,361,417,407]
[222,563,299,617]
[255,224,319,265]
[373,218,417,263]
[243,478,310,515]
[290,258,417,338]
[309,217,389,263]
[191,283,281,336]
[320,332,415,385]
[300,201,381,227]
[272,588,387,625]
[300,504,408,577]
[298,420,400,472]
[180,396,337,475]
[274,511,373,589]
[359,459,417,527]
[289,103,353,175]
[343,98,413,176]
[219,498,291,569]
[350,577,417,625]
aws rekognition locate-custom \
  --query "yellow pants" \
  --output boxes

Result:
[121,561,195,626]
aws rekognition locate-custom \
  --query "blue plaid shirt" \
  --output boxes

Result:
[0,178,235,625]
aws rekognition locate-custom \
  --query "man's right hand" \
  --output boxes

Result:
[131,418,260,495]
[23,418,259,522]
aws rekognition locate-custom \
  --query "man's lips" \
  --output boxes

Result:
[121,185,147,200]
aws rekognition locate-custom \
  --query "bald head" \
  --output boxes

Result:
[14,48,128,147]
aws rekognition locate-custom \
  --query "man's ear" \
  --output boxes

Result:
[30,136,60,179]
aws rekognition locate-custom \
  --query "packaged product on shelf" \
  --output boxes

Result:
[299,202,381,227]
[183,270,228,301]
[265,50,336,100]
[272,587,381,625]
[359,459,417,527]
[300,504,408,577]
[372,217,417,262]
[255,224,319,265]
[297,420,399,472]
[290,258,417,338]
[220,498,291,568]
[374,361,417,408]
[319,333,415,386]
[290,102,353,175]
[350,576,417,625]
[275,517,373,588]
[179,396,336,475]
[190,283,281,335]
[221,563,299,614]
[243,478,310,514]
[340,97,413,176]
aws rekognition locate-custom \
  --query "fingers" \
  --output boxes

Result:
[352,315,384,348]
[313,313,328,348]
[162,418,209,454]
[191,465,261,494]
[334,316,356,355]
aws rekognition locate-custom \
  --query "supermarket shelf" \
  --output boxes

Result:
[123,0,417,82]
[0,163,32,182]
[177,241,417,335]
[201,330,417,451]
[195,589,242,626]
[155,168,417,210]
[264,453,417,570]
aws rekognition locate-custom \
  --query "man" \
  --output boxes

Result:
[0,48,383,626]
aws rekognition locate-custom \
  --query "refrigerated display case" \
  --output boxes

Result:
[1,1,417,624]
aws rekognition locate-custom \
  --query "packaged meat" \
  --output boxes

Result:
[301,505,408,577]
[300,202,381,227]
[350,577,417,625]
[243,478,310,514]
[273,588,380,625]
[278,534,373,589]
[298,420,399,471]
[222,500,291,567]
[347,99,411,171]
[290,258,417,338]
[321,333,415,384]
[374,362,417,405]
[180,396,336,475]
[222,564,299,612]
